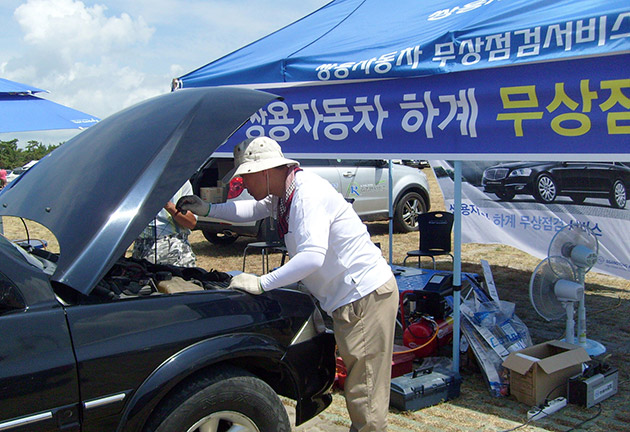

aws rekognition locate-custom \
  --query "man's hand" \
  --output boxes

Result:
[228,273,263,295]
[176,195,210,216]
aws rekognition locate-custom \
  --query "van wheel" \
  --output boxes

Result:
[145,366,290,432]
[394,192,426,232]
[202,230,238,245]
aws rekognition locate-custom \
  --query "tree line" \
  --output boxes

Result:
[1,139,61,169]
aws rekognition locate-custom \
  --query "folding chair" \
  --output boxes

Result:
[403,211,454,269]
[242,217,288,274]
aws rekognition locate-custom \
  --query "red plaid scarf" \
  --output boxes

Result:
[277,166,302,238]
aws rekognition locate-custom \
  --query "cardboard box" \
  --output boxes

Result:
[502,340,591,406]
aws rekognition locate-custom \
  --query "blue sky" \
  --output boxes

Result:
[0,0,329,147]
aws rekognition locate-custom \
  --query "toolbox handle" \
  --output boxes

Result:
[412,366,434,378]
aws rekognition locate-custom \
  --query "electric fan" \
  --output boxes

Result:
[529,256,584,344]
[547,224,605,355]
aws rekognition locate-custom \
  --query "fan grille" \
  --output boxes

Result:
[548,224,598,271]
[529,256,577,321]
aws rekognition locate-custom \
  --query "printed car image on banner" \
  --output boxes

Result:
[430,160,630,279]
[213,54,630,160]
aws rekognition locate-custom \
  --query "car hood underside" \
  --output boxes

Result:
[0,87,277,295]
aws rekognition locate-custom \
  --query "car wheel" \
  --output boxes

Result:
[146,367,290,432]
[202,230,239,245]
[495,190,515,201]
[533,174,557,203]
[394,191,427,233]
[609,179,627,209]
[569,194,586,204]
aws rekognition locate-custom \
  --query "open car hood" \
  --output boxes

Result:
[0,87,277,295]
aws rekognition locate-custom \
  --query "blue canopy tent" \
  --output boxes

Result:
[0,78,99,133]
[0,78,46,94]
[174,0,630,371]
[0,78,100,236]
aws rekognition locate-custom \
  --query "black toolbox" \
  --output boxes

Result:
[390,366,462,411]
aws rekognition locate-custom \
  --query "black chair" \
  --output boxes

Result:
[403,211,454,270]
[242,217,288,274]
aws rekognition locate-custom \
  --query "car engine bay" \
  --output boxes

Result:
[19,243,233,303]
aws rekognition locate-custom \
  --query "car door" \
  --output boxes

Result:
[0,264,80,432]
[551,162,588,192]
[583,162,617,193]
[334,159,388,217]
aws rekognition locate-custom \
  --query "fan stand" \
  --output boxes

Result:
[562,301,576,345]
[574,269,606,356]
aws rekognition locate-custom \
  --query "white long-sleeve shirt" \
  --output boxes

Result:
[208,170,392,313]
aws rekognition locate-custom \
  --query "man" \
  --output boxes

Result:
[133,181,197,267]
[177,137,399,432]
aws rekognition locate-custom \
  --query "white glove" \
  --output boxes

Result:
[176,195,210,216]
[228,273,263,295]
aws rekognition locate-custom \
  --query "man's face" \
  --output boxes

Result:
[242,170,268,200]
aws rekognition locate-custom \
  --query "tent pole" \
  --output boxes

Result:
[388,160,393,264]
[452,161,462,373]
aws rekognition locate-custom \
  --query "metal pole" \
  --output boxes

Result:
[452,161,462,373]
[388,160,393,264]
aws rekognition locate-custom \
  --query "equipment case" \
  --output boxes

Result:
[390,366,462,411]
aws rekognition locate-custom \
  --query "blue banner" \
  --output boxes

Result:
[217,54,630,160]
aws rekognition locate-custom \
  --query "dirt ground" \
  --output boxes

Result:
[188,226,630,432]
[2,170,628,431]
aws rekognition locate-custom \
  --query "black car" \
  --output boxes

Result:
[0,88,336,432]
[482,161,630,208]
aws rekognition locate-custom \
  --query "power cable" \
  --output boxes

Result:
[498,381,566,432]
[563,403,602,431]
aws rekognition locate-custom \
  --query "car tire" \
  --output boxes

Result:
[146,366,291,432]
[609,179,627,209]
[202,230,239,245]
[495,190,515,201]
[533,173,557,203]
[394,191,427,233]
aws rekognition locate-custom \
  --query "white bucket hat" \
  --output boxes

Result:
[233,137,299,177]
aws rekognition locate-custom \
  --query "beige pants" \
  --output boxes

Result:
[332,276,399,432]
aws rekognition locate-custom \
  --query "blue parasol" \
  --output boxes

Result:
[0,78,99,133]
